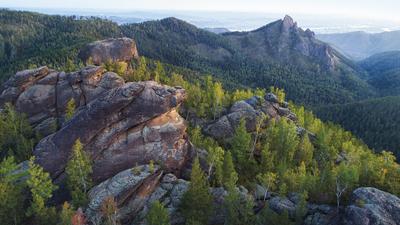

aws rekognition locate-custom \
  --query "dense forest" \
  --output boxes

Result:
[359,51,400,96]
[315,96,400,158]
[0,9,121,81]
[1,56,400,225]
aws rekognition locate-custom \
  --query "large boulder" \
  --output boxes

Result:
[32,79,187,182]
[0,66,124,136]
[78,38,139,65]
[203,94,296,139]
[344,187,400,225]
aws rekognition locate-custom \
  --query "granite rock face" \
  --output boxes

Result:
[0,65,124,136]
[204,94,296,139]
[31,79,187,182]
[78,37,140,65]
[344,187,400,225]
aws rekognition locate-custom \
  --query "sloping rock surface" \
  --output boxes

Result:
[344,187,400,225]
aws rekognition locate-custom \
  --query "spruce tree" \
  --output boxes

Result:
[146,200,170,225]
[222,151,238,191]
[66,139,93,207]
[180,157,212,225]
[27,157,58,225]
[230,119,256,183]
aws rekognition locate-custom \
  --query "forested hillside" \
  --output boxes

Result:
[0,9,121,81]
[122,16,375,106]
[315,96,400,158]
[359,51,400,96]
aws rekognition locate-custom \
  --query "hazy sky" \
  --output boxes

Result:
[2,0,400,22]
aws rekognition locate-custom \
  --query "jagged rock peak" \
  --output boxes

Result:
[282,15,297,30]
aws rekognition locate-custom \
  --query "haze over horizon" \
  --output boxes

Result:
[2,0,400,33]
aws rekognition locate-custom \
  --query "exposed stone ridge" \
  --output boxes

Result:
[0,65,124,136]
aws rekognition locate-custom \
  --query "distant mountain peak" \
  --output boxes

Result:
[282,15,297,30]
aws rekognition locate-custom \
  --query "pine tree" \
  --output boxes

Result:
[230,119,256,183]
[65,98,76,122]
[146,200,170,225]
[180,157,212,225]
[222,151,238,191]
[0,103,35,162]
[27,157,58,225]
[224,191,255,225]
[66,139,93,207]
[0,157,25,225]
[58,202,75,225]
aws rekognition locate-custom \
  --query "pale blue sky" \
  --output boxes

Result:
[2,0,400,22]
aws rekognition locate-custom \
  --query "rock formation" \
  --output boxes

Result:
[204,94,296,140]
[78,37,140,65]
[344,187,400,225]
[0,65,124,136]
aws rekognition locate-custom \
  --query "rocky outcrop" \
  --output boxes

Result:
[204,94,296,139]
[87,165,252,225]
[344,187,400,225]
[31,79,187,182]
[0,65,124,136]
[78,38,139,65]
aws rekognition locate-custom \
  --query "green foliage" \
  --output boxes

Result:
[27,157,58,225]
[65,98,76,122]
[0,157,25,225]
[0,103,35,162]
[104,60,128,76]
[256,205,294,225]
[224,191,255,225]
[65,139,92,207]
[180,158,212,225]
[0,9,121,81]
[256,172,277,200]
[270,86,286,103]
[146,201,170,225]
[334,163,359,209]
[222,151,238,191]
[315,96,400,159]
[230,119,257,184]
[58,202,75,225]
[206,146,224,186]
[266,118,299,166]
